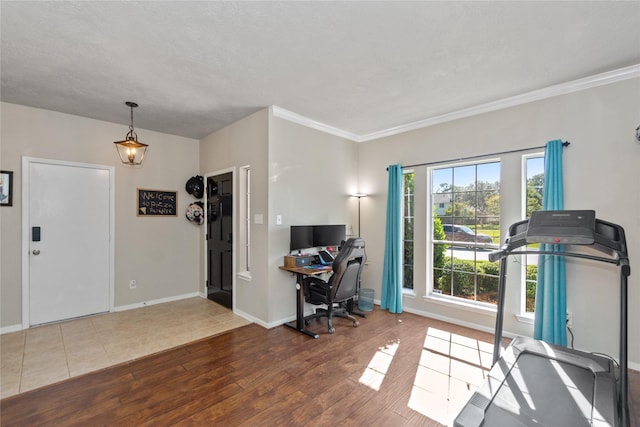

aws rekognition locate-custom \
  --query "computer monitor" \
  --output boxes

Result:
[290,225,314,251]
[313,225,346,248]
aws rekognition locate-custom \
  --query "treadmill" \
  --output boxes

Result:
[454,210,631,427]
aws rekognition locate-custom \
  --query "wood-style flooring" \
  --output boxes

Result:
[0,297,250,398]
[1,306,638,426]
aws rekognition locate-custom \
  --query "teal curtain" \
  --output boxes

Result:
[534,140,567,346]
[381,164,403,313]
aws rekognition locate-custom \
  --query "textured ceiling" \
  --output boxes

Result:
[1,1,639,141]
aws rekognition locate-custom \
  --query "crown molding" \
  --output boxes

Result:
[270,106,361,141]
[273,64,640,143]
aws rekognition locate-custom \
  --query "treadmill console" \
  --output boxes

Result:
[526,210,596,245]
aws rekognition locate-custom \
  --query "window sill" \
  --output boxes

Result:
[402,290,416,298]
[423,293,497,316]
[237,272,252,282]
[516,313,535,325]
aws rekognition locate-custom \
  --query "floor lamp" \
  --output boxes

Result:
[351,192,369,317]
[351,193,367,237]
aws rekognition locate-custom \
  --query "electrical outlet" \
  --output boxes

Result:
[566,311,572,328]
[129,279,137,289]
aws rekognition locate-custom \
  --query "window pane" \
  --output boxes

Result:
[432,161,500,306]
[524,156,544,312]
[478,263,500,304]
[403,172,415,289]
[403,240,414,290]
[453,192,476,221]
[477,162,500,189]
[453,164,475,188]
[432,168,452,194]
[526,157,545,217]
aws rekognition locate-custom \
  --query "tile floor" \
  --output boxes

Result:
[0,297,251,399]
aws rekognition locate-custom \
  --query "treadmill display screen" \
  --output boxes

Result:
[526,210,596,244]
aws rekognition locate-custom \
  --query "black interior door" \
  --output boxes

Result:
[207,172,233,308]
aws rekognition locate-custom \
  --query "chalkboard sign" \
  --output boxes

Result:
[137,189,177,216]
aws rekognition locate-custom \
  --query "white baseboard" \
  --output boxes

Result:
[0,292,204,335]
[114,292,200,312]
[233,308,271,329]
[195,293,272,328]
[0,324,24,334]
[401,304,512,337]
[263,309,322,330]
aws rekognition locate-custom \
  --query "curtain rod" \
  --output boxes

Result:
[388,141,570,170]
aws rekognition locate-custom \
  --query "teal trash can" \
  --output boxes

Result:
[358,288,374,311]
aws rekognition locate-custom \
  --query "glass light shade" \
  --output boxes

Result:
[114,135,148,166]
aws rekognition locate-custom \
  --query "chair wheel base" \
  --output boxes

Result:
[328,327,336,334]
[353,320,359,327]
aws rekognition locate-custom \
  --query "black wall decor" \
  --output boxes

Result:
[137,188,177,216]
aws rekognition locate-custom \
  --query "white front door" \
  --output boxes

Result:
[25,159,113,326]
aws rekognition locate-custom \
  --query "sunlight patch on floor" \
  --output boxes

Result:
[408,327,492,425]
[359,340,400,391]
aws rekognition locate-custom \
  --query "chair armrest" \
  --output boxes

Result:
[303,276,329,288]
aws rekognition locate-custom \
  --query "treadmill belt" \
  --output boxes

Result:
[486,354,595,425]
[454,337,618,427]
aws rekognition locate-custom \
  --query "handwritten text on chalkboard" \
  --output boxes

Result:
[137,189,177,216]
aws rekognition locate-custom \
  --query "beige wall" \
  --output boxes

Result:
[3,79,638,368]
[199,108,270,322]
[1,103,200,328]
[357,78,640,367]
[199,109,358,326]
[268,115,359,324]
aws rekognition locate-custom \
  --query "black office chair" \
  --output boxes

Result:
[303,238,366,334]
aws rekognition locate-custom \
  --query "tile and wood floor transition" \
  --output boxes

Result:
[0,297,250,399]
[1,298,638,426]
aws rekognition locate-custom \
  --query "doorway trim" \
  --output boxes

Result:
[21,157,115,328]
[203,166,236,312]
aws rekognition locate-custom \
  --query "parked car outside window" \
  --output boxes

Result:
[442,224,493,244]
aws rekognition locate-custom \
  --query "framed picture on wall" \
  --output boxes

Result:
[137,188,177,216]
[0,170,13,207]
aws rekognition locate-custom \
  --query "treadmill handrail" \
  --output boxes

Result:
[493,217,629,262]
[490,249,625,269]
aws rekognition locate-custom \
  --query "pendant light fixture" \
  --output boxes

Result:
[114,101,148,166]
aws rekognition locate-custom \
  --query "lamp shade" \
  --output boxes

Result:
[114,135,148,166]
[114,101,148,166]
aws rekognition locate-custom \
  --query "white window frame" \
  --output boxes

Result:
[425,158,501,315]
[518,153,545,321]
[402,169,415,293]
[237,165,251,281]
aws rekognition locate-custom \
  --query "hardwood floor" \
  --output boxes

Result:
[1,307,638,426]
[0,297,250,398]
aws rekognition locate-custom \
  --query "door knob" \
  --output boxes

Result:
[32,249,41,255]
